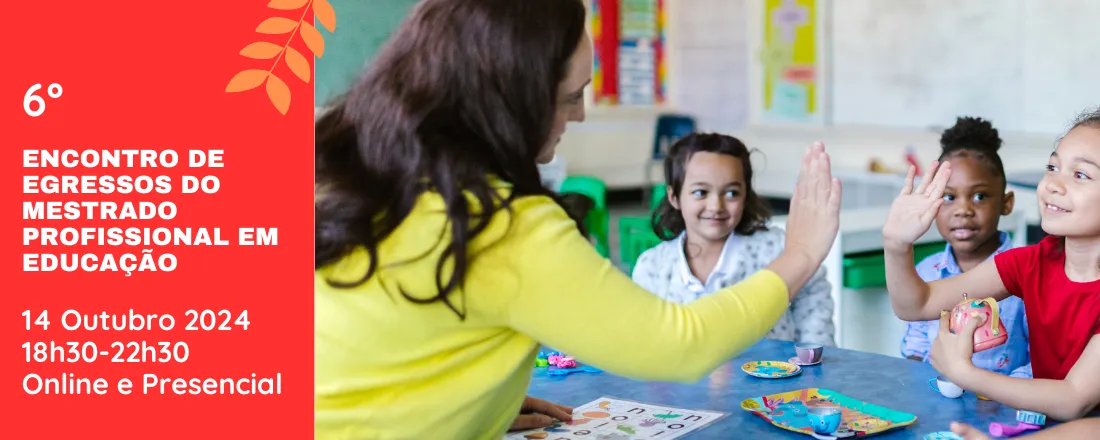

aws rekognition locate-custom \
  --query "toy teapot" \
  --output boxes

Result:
[949,293,1007,353]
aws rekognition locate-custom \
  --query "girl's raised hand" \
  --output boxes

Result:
[882,161,952,250]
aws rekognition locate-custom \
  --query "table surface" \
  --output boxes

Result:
[527,339,1054,439]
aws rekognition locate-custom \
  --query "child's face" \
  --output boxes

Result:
[934,155,1012,256]
[1040,126,1100,237]
[670,151,746,243]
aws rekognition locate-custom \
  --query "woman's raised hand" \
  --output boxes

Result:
[783,142,842,269]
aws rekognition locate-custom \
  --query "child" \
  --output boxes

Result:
[899,117,1032,379]
[632,133,836,346]
[882,108,1100,421]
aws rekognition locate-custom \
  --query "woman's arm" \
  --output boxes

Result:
[951,335,1100,421]
[500,204,796,382]
[790,266,836,346]
[498,143,841,382]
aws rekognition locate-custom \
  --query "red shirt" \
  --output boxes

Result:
[994,236,1100,380]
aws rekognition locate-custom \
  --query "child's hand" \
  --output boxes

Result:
[950,421,993,440]
[508,396,574,431]
[931,310,985,379]
[882,161,952,250]
[784,142,842,267]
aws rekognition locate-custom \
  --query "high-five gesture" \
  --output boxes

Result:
[784,141,843,268]
[882,161,953,249]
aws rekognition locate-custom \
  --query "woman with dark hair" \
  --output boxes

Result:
[314,0,842,437]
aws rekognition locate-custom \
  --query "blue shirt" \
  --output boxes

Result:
[900,231,1032,378]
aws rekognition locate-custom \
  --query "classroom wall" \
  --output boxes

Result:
[667,0,750,132]
[315,0,419,106]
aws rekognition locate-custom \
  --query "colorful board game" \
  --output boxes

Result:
[505,397,727,439]
[740,388,917,437]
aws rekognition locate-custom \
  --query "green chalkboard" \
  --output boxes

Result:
[316,0,420,106]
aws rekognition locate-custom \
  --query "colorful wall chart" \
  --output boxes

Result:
[591,0,667,106]
[760,0,818,121]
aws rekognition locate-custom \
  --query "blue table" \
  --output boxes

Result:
[528,339,1055,438]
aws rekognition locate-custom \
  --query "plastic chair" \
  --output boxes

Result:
[649,183,667,212]
[559,176,610,258]
[643,114,696,206]
[618,216,662,274]
[559,176,607,210]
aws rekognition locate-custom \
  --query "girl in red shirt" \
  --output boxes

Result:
[883,109,1100,422]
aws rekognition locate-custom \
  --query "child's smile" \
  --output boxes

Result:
[672,151,746,243]
[1039,125,1100,237]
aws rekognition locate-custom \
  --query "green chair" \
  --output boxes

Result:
[559,176,607,210]
[618,216,662,274]
[649,183,667,212]
[560,176,610,258]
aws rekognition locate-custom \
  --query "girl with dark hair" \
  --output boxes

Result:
[632,133,836,346]
[884,108,1100,422]
[899,116,1032,380]
[313,0,843,437]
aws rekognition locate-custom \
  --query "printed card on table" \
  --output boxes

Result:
[505,397,728,439]
[2,0,323,437]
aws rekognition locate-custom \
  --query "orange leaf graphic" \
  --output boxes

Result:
[285,47,311,82]
[267,0,309,10]
[239,42,284,59]
[256,17,298,35]
[314,0,336,32]
[266,73,291,115]
[225,70,269,92]
[299,21,325,58]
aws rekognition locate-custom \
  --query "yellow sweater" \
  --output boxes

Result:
[315,183,791,439]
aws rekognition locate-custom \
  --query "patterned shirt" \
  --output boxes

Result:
[631,227,836,346]
[900,231,1032,378]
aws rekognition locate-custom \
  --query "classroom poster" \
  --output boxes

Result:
[760,0,819,122]
[590,0,667,106]
[3,1,318,438]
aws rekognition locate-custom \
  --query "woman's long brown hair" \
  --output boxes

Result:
[314,0,587,319]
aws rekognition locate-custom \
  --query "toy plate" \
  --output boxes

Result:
[789,356,822,366]
[740,388,917,438]
[741,361,802,379]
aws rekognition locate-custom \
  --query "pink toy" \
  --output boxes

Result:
[989,410,1046,437]
[988,422,1040,437]
[547,354,563,366]
[557,357,577,368]
[950,294,1007,353]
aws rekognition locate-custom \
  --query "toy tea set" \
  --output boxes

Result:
[930,294,1009,397]
[744,295,1041,439]
[925,295,1047,438]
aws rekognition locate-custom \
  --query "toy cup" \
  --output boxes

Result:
[928,375,964,399]
[949,294,1007,353]
[795,343,824,364]
[807,407,842,435]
